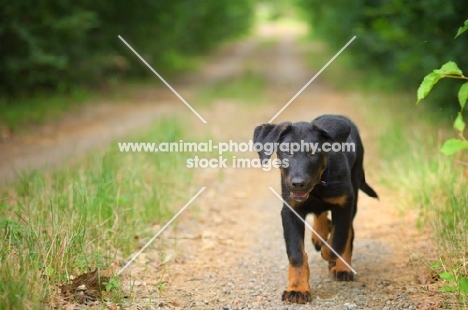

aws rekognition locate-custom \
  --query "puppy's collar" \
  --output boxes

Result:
[321,158,331,187]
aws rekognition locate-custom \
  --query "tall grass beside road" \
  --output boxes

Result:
[0,118,194,308]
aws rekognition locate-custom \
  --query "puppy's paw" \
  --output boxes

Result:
[330,264,354,281]
[312,236,322,252]
[282,290,312,304]
[320,245,337,262]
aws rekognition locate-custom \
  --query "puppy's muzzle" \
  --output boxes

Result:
[289,177,312,202]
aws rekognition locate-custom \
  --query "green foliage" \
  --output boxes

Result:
[431,262,468,301]
[439,139,468,155]
[416,72,443,104]
[462,278,468,294]
[0,0,254,97]
[456,19,468,38]
[297,0,468,109]
[104,277,120,292]
[440,271,457,283]
[416,21,468,155]
[458,82,468,110]
[416,61,466,107]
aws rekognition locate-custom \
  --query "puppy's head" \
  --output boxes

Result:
[253,115,351,202]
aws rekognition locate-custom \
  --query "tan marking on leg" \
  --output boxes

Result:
[320,225,336,262]
[329,227,354,281]
[282,251,311,304]
[311,212,331,251]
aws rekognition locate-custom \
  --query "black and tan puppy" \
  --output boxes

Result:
[253,114,378,304]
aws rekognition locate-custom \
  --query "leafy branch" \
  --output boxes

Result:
[416,20,468,155]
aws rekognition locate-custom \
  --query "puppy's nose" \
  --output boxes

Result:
[291,177,306,189]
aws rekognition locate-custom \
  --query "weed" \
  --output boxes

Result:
[104,277,120,292]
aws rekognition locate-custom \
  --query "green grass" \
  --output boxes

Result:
[0,81,141,133]
[0,88,91,133]
[0,117,195,309]
[303,37,468,306]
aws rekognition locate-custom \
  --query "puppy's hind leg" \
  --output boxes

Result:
[311,212,331,252]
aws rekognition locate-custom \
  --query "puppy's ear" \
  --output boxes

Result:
[311,115,351,143]
[253,122,291,162]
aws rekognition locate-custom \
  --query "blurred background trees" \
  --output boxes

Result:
[0,0,254,96]
[1,0,468,112]
[297,0,468,110]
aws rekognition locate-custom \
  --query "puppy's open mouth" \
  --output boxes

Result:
[290,191,310,202]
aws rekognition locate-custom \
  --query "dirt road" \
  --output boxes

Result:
[0,22,437,309]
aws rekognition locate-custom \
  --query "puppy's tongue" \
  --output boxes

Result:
[290,192,308,198]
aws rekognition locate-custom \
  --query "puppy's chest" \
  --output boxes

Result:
[305,185,348,212]
[310,184,336,200]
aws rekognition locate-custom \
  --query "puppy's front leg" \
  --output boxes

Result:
[281,206,311,304]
